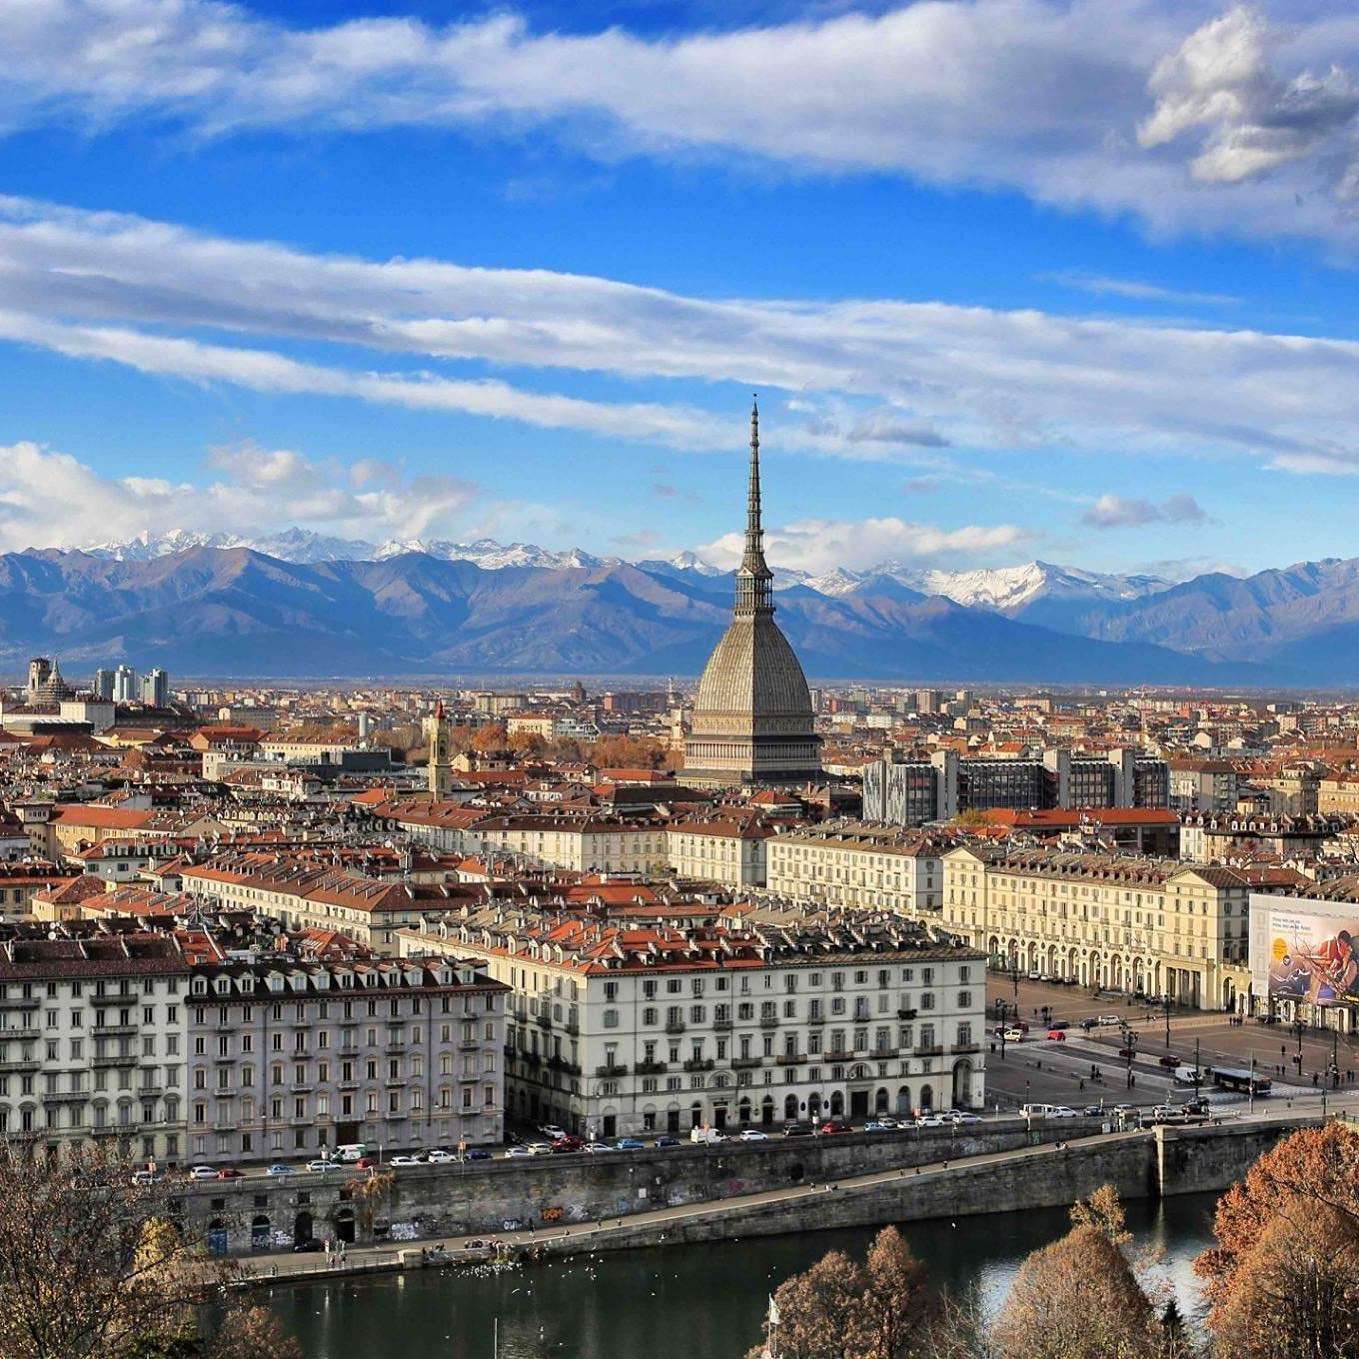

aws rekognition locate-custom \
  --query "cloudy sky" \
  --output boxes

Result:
[4,0,1359,577]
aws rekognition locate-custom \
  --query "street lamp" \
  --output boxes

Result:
[1119,1022,1138,1090]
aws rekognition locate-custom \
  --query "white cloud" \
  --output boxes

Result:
[4,196,1359,471]
[0,438,479,552]
[1042,270,1239,306]
[700,516,1027,575]
[1081,492,1207,526]
[4,2,1359,246]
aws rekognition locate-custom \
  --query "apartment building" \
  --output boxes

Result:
[181,854,466,952]
[399,906,986,1137]
[1180,812,1350,863]
[0,924,189,1163]
[184,951,506,1162]
[942,844,1306,1011]
[666,815,777,888]
[766,823,949,918]
[1168,760,1240,813]
[468,813,670,874]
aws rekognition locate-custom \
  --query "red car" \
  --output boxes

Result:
[354,1156,378,1169]
[819,1120,853,1135]
[1047,1029,1067,1041]
[551,1135,584,1153]
[216,1167,244,1180]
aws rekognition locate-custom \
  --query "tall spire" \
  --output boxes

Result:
[735,396,774,617]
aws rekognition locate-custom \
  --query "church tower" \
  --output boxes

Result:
[425,700,453,797]
[681,402,821,788]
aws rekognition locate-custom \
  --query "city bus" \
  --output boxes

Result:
[1210,1066,1271,1096]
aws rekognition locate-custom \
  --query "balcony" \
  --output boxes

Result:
[93,1024,137,1038]
[732,1056,763,1070]
[897,1008,918,1020]
[872,1048,898,1060]
[635,1061,667,1076]
[950,1044,981,1055]
[759,1016,779,1029]
[595,1064,629,1078]
[913,1045,944,1057]
[0,1059,38,1074]
[823,1049,853,1062]
[92,1054,137,1068]
[458,1040,481,1052]
[547,1057,582,1075]
[713,1018,733,1031]
[664,1021,686,1035]
[534,1015,551,1029]
[682,1058,714,1073]
[776,1054,805,1066]
[0,996,39,1010]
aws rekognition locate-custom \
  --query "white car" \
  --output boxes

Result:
[916,1115,947,1128]
[583,1142,611,1153]
[504,1145,532,1158]
[305,1159,339,1172]
[876,1116,899,1129]
[539,1125,567,1140]
[1098,1014,1122,1026]
[131,1169,161,1185]
[525,1142,554,1156]
[739,1129,769,1141]
[1003,1028,1024,1041]
[426,1150,455,1164]
[389,1155,421,1167]
[187,1164,218,1180]
[950,1112,982,1125]
[1049,1106,1079,1118]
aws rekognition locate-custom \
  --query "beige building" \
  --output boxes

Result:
[767,823,948,919]
[666,815,776,888]
[400,904,986,1136]
[942,844,1306,1010]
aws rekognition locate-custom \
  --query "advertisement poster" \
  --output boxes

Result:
[1265,908,1359,1006]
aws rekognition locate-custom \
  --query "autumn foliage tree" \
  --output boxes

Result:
[1196,1122,1359,1359]
[0,1144,302,1359]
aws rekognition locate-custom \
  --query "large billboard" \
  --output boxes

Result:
[1255,902,1359,1007]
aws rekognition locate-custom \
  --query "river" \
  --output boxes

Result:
[267,1192,1221,1359]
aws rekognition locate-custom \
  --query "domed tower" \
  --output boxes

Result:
[682,401,821,789]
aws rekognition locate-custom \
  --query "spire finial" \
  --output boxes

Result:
[736,398,773,616]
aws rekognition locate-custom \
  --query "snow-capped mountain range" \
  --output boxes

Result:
[70,529,1170,614]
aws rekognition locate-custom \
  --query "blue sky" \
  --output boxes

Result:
[3,0,1359,579]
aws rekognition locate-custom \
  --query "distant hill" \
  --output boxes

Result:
[0,545,1280,682]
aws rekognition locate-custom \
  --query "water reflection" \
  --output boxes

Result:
[269,1194,1221,1359]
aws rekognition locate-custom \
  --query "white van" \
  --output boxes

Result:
[336,1143,368,1162]
[1172,1066,1204,1085]
[1020,1103,1057,1118]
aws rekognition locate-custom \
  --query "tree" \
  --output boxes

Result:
[0,1145,300,1359]
[761,1249,867,1359]
[204,1306,302,1359]
[1069,1183,1130,1245]
[1195,1121,1359,1328]
[857,1227,937,1359]
[991,1224,1161,1359]
[470,722,508,753]
[1206,1205,1359,1359]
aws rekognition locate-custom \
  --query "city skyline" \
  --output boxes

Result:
[2,0,1359,583]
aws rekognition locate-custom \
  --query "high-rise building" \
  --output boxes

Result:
[140,667,168,707]
[682,402,821,789]
[113,664,137,703]
[93,668,115,701]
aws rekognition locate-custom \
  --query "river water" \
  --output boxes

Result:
[270,1192,1221,1359]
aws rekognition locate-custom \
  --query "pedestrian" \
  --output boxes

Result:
[1079,1079,1085,1091]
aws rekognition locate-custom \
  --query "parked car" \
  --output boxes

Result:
[584,1142,612,1153]
[353,1156,377,1170]
[876,1116,899,1129]
[466,1148,492,1161]
[783,1122,813,1138]
[504,1145,532,1158]
[187,1165,218,1180]
[1098,1014,1122,1026]
[539,1124,567,1140]
[656,1135,682,1148]
[950,1112,982,1125]
[864,1122,891,1132]
[389,1155,422,1167]
[916,1114,947,1128]
[265,1163,295,1177]
[215,1167,244,1180]
[1082,1105,1106,1117]
[1048,1019,1070,1030]
[426,1150,455,1164]
[524,1142,554,1157]
[305,1159,338,1173]
[614,1137,645,1151]
[292,1239,323,1253]
[1046,1029,1067,1041]
[819,1120,853,1135]
[550,1135,584,1153]
[131,1169,161,1185]
[1048,1106,1079,1118]
[739,1128,769,1142]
